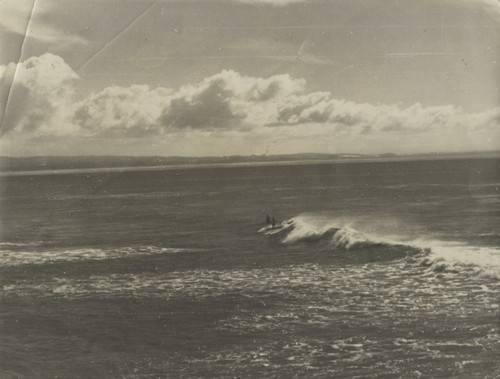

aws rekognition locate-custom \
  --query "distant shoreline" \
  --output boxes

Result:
[1,151,498,176]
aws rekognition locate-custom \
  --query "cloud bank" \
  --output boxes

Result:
[0,53,499,153]
[70,68,304,136]
[269,95,500,134]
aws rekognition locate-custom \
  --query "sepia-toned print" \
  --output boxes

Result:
[1,1,499,378]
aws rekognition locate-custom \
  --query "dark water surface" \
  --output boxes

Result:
[1,158,499,378]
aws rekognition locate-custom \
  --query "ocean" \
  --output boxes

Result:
[0,158,499,378]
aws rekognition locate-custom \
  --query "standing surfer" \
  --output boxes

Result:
[265,214,277,228]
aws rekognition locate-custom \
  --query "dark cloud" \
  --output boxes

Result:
[160,77,246,129]
[159,70,303,129]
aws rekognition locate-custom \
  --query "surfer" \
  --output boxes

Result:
[272,217,276,228]
[266,214,271,225]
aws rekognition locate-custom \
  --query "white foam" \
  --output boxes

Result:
[0,245,187,267]
[331,227,380,250]
[259,214,500,279]
[415,240,500,279]
[282,217,338,244]
[261,215,417,252]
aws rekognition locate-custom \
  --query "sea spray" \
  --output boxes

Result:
[260,214,500,279]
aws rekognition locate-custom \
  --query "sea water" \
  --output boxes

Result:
[0,158,499,378]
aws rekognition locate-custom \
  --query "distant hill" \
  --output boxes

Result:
[0,151,499,172]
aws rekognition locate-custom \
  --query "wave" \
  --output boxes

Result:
[259,216,419,251]
[260,218,338,243]
[259,215,500,279]
[330,227,417,251]
[0,245,189,267]
[416,241,500,280]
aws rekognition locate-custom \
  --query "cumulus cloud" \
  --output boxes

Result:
[269,94,500,134]
[70,69,304,134]
[1,53,499,145]
[0,53,79,135]
[73,85,173,137]
[159,70,304,129]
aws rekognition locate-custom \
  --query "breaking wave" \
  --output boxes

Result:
[259,216,419,251]
[417,241,500,280]
[259,218,338,244]
[259,215,500,279]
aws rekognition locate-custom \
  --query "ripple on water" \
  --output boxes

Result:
[2,261,499,377]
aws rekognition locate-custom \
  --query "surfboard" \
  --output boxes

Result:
[259,220,295,235]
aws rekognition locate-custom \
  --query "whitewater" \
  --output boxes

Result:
[1,157,499,378]
[259,214,500,279]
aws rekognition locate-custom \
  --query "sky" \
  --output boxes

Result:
[0,0,498,157]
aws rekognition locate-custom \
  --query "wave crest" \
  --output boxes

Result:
[260,216,417,252]
[259,215,500,279]
[332,227,380,250]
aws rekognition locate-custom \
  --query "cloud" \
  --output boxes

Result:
[0,56,305,136]
[72,69,304,134]
[0,53,79,135]
[1,53,499,148]
[160,79,247,130]
[0,0,86,46]
[269,94,500,134]
[159,70,304,129]
[73,85,173,137]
